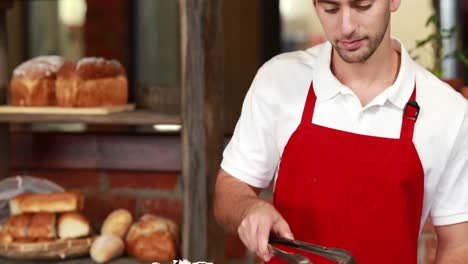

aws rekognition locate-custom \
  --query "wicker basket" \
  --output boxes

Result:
[0,237,94,260]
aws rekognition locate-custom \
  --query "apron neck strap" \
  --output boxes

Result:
[400,83,419,140]
[301,81,317,124]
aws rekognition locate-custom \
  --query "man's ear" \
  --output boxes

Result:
[312,0,317,7]
[390,0,401,12]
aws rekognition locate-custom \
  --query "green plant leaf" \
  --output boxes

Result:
[454,50,468,67]
[425,14,439,27]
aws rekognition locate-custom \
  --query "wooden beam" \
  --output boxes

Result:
[10,133,181,171]
[180,0,208,261]
[0,1,13,10]
[0,8,10,179]
[203,0,225,263]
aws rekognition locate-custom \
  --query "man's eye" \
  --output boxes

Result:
[324,8,339,14]
[355,5,372,10]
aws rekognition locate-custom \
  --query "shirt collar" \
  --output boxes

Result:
[312,38,416,109]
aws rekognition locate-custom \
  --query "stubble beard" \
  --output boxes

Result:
[333,12,390,64]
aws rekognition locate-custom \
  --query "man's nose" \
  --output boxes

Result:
[340,8,357,37]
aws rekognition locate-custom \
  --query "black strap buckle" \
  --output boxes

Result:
[403,100,420,121]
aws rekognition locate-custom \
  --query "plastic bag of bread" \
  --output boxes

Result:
[0,176,64,224]
[125,214,179,262]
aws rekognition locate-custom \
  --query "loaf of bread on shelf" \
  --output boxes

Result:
[56,57,128,107]
[27,212,56,238]
[126,214,179,242]
[3,214,32,238]
[90,234,125,263]
[9,191,84,215]
[126,231,177,262]
[101,209,133,238]
[125,214,179,262]
[9,55,68,106]
[57,212,91,238]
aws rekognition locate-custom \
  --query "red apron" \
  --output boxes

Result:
[269,82,424,264]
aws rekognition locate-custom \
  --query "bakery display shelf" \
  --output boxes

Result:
[0,257,153,264]
[0,109,181,125]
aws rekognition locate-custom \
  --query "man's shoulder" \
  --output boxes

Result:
[413,63,467,137]
[414,63,466,112]
[260,42,327,73]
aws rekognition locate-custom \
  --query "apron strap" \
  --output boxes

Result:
[400,83,419,140]
[301,81,317,124]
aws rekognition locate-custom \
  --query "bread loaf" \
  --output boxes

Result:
[90,235,124,263]
[56,57,128,107]
[58,212,91,238]
[126,231,177,262]
[10,191,84,215]
[3,214,32,238]
[101,209,132,238]
[125,214,179,262]
[27,212,56,238]
[126,214,179,242]
[0,231,14,244]
[10,56,68,106]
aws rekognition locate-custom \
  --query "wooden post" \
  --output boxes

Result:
[203,0,225,263]
[180,0,225,261]
[0,1,13,179]
[180,0,208,261]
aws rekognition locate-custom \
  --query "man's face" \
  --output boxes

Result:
[313,0,400,63]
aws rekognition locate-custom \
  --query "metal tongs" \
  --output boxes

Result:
[268,235,356,264]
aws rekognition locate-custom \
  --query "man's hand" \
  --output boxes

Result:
[238,200,293,262]
[214,169,294,262]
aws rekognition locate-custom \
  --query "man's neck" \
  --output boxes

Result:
[331,38,401,107]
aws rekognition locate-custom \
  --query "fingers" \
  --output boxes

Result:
[237,202,293,262]
[238,214,273,262]
[257,219,274,261]
[272,218,294,240]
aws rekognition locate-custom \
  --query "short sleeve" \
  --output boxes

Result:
[221,64,280,188]
[431,104,468,226]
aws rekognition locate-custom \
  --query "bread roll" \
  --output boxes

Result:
[3,214,32,238]
[10,56,68,106]
[101,209,133,238]
[10,191,84,215]
[58,212,91,238]
[90,235,124,263]
[126,231,177,262]
[56,57,128,107]
[125,214,179,262]
[27,212,56,238]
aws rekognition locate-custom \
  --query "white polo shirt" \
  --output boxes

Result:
[221,39,468,227]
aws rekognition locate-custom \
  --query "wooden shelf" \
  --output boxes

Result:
[0,110,181,125]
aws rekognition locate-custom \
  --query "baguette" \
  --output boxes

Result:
[10,191,84,215]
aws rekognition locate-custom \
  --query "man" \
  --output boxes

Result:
[214,0,468,263]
